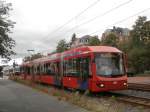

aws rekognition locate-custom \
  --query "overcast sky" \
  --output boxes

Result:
[6,0,150,59]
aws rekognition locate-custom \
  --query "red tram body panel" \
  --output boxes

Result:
[61,46,127,92]
[19,46,127,92]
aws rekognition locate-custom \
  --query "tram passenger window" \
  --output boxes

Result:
[30,66,34,75]
[21,67,24,73]
[64,60,69,76]
[32,67,33,74]
[43,64,45,74]
[39,65,42,74]
[54,63,59,75]
[28,67,30,75]
[45,64,48,74]
[63,61,66,76]
[34,66,36,74]
[75,58,80,76]
[43,65,45,74]
[20,67,22,73]
[46,63,52,75]
[56,62,60,76]
[29,67,31,75]
[24,67,26,74]
[70,59,79,76]
[40,64,44,74]
[24,67,27,74]
[37,65,40,75]
[46,63,56,75]
[80,58,89,79]
[25,67,28,74]
[51,63,55,75]
[66,59,73,75]
[63,58,90,77]
[45,63,49,74]
[64,59,78,76]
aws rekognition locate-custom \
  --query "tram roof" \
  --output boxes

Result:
[64,46,122,54]
[87,46,122,53]
[31,53,61,63]
[21,46,122,66]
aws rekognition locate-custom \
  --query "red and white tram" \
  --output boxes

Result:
[20,46,127,92]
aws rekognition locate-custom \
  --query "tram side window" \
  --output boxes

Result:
[57,62,60,76]
[47,63,57,75]
[32,66,34,75]
[65,59,73,76]
[43,64,45,74]
[37,65,40,75]
[63,61,66,76]
[27,67,30,75]
[40,64,44,74]
[53,62,59,75]
[46,63,52,75]
[34,65,39,75]
[45,63,49,74]
[21,67,24,74]
[43,64,46,74]
[66,60,71,76]
[25,67,28,74]
[23,67,26,74]
[63,60,68,76]
[20,67,22,73]
[80,58,89,79]
[64,59,78,76]
[64,58,90,77]
[39,65,42,74]
[30,66,34,75]
[34,66,36,75]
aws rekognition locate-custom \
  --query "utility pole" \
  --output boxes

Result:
[27,49,35,61]
[27,49,35,54]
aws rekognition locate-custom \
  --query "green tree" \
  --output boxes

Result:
[101,33,119,47]
[56,39,68,53]
[23,56,30,62]
[128,47,148,73]
[0,1,15,59]
[142,21,150,44]
[118,40,130,53]
[23,53,44,62]
[127,16,150,73]
[130,16,147,47]
[88,36,100,46]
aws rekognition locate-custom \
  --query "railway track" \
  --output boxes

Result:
[128,83,150,91]
[110,89,150,108]
[14,78,150,108]
[117,95,150,107]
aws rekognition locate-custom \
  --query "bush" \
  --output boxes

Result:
[144,71,150,74]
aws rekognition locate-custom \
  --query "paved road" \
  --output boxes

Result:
[0,79,89,112]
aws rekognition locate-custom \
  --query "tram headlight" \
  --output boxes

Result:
[100,84,104,88]
[123,82,127,86]
[96,83,105,88]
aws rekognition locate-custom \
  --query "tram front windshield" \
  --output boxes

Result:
[95,53,125,77]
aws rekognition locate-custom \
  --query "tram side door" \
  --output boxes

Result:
[54,62,61,86]
[78,57,90,90]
